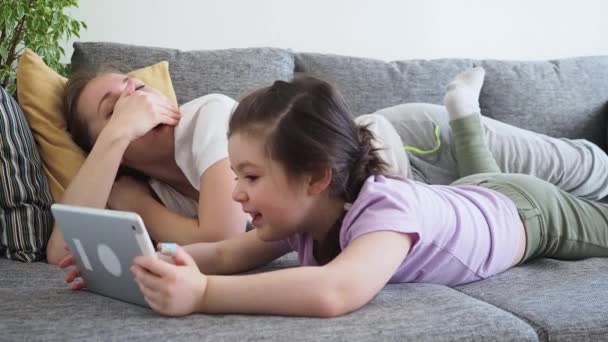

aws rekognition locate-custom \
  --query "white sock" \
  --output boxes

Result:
[443,67,485,120]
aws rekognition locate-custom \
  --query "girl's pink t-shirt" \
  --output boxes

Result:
[279,175,521,286]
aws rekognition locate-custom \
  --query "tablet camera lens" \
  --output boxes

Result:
[131,225,136,231]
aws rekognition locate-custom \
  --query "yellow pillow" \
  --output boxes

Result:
[16,48,177,201]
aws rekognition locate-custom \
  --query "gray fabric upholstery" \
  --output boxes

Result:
[0,256,538,342]
[296,53,608,149]
[479,58,608,149]
[71,42,295,105]
[295,53,474,116]
[457,258,608,342]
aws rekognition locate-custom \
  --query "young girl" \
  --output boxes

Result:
[70,68,608,318]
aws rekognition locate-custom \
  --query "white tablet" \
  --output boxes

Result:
[51,204,157,307]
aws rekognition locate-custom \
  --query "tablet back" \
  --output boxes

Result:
[51,204,156,307]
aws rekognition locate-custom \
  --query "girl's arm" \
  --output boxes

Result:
[62,227,287,290]
[133,230,412,317]
[184,229,291,275]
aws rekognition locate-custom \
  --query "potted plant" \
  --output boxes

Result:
[0,0,86,95]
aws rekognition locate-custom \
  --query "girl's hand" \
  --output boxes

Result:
[132,245,207,316]
[107,175,152,212]
[106,81,181,143]
[58,245,86,290]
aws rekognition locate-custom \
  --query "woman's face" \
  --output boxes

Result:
[76,73,175,166]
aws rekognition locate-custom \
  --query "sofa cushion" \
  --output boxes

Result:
[457,258,608,341]
[17,48,178,201]
[478,57,608,150]
[0,86,53,262]
[295,52,473,116]
[71,42,296,105]
[296,53,608,149]
[0,256,538,341]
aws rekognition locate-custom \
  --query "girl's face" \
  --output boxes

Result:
[228,132,318,241]
[76,73,174,166]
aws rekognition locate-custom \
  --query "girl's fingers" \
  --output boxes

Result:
[132,266,164,292]
[70,280,86,291]
[132,258,173,279]
[139,282,164,304]
[171,245,196,267]
[65,268,81,283]
[137,280,166,313]
[144,294,165,314]
[58,254,75,268]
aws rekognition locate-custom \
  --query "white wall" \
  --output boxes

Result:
[63,0,608,62]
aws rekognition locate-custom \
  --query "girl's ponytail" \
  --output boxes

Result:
[344,124,389,202]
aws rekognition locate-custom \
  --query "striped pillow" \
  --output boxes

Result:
[0,87,53,262]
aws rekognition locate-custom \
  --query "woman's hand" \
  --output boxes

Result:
[107,175,152,212]
[105,81,181,143]
[132,245,208,316]
[59,246,86,290]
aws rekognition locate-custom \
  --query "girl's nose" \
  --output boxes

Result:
[232,187,247,203]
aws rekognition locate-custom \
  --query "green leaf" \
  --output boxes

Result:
[0,0,87,82]
[7,83,17,96]
[6,17,17,32]
[0,46,8,63]
[16,4,25,18]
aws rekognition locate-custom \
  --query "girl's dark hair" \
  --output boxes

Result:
[228,75,389,203]
[63,66,121,153]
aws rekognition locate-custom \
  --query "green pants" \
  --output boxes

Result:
[449,115,608,262]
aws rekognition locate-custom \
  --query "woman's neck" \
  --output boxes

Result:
[132,157,198,200]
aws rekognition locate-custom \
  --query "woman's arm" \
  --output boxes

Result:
[107,175,203,244]
[108,160,247,244]
[47,132,131,264]
[133,230,412,317]
[48,83,180,264]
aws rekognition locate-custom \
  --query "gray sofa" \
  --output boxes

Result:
[2,42,608,341]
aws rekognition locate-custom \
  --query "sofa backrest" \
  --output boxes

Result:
[296,53,608,149]
[72,42,608,149]
[71,42,295,105]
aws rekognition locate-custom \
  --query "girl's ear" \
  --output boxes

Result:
[307,167,332,195]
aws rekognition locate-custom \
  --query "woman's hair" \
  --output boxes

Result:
[228,75,389,203]
[63,66,121,153]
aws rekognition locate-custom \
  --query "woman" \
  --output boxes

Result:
[47,70,248,264]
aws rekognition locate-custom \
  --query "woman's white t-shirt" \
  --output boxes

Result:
[149,95,409,218]
[149,94,237,218]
